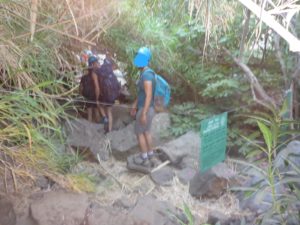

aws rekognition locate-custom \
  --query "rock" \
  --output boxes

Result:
[108,123,137,153]
[129,195,182,225]
[207,211,248,225]
[30,192,90,225]
[65,118,111,160]
[177,167,197,185]
[108,113,170,153]
[150,167,175,186]
[71,162,106,184]
[275,140,300,172]
[127,154,152,174]
[112,197,134,209]
[237,175,285,214]
[88,207,146,225]
[111,106,133,130]
[35,176,50,190]
[207,211,231,225]
[151,112,171,144]
[65,118,105,146]
[89,136,111,161]
[0,197,16,225]
[157,131,199,168]
[189,163,236,198]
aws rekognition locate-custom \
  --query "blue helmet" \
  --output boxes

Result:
[88,56,98,66]
[133,47,151,67]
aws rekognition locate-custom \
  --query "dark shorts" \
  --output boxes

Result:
[135,107,155,135]
[99,95,115,106]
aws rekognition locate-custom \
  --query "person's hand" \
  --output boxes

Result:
[140,112,147,125]
[130,107,137,117]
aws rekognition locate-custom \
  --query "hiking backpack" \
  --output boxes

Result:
[80,72,96,100]
[96,59,121,103]
[144,69,171,112]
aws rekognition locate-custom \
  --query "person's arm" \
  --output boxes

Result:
[140,80,153,124]
[92,72,100,104]
[130,99,138,117]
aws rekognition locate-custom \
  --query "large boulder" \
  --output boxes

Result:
[129,195,186,225]
[30,192,90,225]
[157,131,199,169]
[150,166,175,186]
[26,192,147,225]
[189,163,236,198]
[66,113,170,157]
[111,106,133,130]
[108,113,170,153]
[65,119,110,160]
[88,207,146,225]
[237,172,285,215]
[176,167,197,185]
[275,140,300,172]
[0,197,16,225]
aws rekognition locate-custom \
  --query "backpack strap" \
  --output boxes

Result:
[142,68,156,91]
[141,68,157,106]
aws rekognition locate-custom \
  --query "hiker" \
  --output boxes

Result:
[96,57,121,133]
[130,47,158,167]
[79,56,106,122]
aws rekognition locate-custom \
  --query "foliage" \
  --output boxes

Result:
[0,0,119,192]
[168,102,216,137]
[175,203,194,225]
[233,104,300,224]
[102,0,248,104]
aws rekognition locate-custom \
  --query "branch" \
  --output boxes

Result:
[223,48,276,108]
[292,60,300,84]
[238,0,300,52]
[274,34,288,87]
[239,9,251,61]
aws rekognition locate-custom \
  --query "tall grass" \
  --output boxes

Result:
[0,0,119,192]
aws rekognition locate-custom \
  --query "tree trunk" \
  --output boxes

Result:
[224,48,276,108]
[239,9,251,62]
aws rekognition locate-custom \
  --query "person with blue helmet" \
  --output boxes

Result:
[131,47,158,167]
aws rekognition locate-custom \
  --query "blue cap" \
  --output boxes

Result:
[133,47,151,67]
[88,56,98,66]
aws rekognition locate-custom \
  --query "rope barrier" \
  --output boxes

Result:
[0,88,282,116]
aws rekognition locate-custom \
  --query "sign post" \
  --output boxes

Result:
[200,112,228,172]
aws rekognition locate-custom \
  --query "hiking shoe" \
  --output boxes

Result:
[133,155,151,167]
[148,155,161,168]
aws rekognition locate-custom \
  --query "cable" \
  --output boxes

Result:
[0,88,134,109]
[0,88,277,115]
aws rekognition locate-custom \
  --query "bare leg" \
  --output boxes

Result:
[97,105,106,118]
[137,134,148,154]
[87,107,93,122]
[106,106,113,132]
[144,131,153,152]
[94,108,101,122]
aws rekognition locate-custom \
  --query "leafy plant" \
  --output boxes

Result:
[168,102,216,137]
[232,103,300,224]
[175,203,195,225]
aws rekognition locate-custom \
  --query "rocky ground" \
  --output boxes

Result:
[4,107,300,225]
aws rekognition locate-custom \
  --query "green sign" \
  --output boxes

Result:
[200,112,228,172]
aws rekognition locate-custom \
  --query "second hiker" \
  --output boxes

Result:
[131,47,158,167]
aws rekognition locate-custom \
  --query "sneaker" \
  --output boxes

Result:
[148,155,161,168]
[133,154,151,167]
